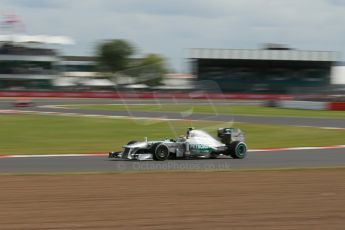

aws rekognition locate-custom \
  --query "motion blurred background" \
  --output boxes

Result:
[1,2,345,229]
[1,0,345,154]
[0,0,344,100]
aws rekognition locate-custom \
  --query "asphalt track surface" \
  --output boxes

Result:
[1,149,345,173]
[1,98,345,173]
[2,99,345,128]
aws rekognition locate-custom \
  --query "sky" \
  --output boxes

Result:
[0,0,344,72]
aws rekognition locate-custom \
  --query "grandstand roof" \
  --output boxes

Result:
[188,48,338,62]
[0,34,74,45]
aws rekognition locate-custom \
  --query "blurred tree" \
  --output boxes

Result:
[138,53,168,86]
[96,39,135,73]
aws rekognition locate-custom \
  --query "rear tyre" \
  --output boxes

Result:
[153,144,170,161]
[228,141,247,159]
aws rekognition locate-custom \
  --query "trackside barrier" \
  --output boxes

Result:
[328,102,345,111]
[0,91,292,100]
[277,100,328,110]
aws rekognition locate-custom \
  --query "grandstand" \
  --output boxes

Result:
[61,56,97,78]
[188,45,339,93]
[0,35,73,90]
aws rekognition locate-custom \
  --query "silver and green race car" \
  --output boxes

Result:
[109,128,247,161]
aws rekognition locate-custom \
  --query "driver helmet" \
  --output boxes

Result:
[186,127,195,138]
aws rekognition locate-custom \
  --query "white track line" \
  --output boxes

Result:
[249,145,345,152]
[0,153,106,159]
[38,103,164,109]
[8,109,345,130]
[7,110,200,122]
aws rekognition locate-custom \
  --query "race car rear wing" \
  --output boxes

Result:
[217,128,245,145]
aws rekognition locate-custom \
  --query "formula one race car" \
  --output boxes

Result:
[13,98,34,107]
[109,128,247,161]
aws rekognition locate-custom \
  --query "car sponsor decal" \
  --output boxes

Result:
[189,144,213,153]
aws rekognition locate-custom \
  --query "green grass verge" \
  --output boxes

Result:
[0,114,344,155]
[63,104,345,119]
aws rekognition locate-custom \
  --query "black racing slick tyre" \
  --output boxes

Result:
[228,141,247,159]
[108,151,121,158]
[153,144,170,161]
[127,140,138,145]
[209,152,218,159]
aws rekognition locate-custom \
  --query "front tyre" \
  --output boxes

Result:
[228,141,247,159]
[108,151,121,158]
[153,144,170,161]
